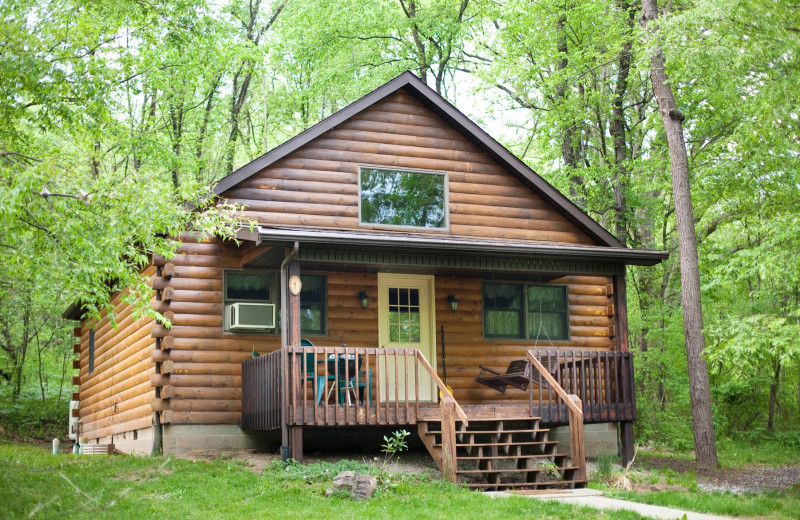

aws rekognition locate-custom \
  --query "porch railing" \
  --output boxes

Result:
[241,345,466,430]
[241,349,282,431]
[526,350,587,481]
[526,349,636,424]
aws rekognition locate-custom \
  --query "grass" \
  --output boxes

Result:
[590,451,800,520]
[0,442,652,520]
[604,488,800,519]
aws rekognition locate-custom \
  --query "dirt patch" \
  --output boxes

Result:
[194,448,441,478]
[638,455,800,494]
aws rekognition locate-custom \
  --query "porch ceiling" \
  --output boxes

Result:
[241,226,667,276]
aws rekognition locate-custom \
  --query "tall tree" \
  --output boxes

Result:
[640,0,718,466]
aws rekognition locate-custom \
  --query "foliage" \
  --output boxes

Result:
[1,0,799,452]
[0,442,651,520]
[0,398,67,442]
[382,430,410,457]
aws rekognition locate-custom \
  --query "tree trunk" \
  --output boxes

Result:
[610,0,635,244]
[555,14,584,207]
[640,0,718,467]
[768,355,781,432]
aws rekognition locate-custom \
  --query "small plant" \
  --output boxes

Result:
[595,452,618,482]
[381,429,410,465]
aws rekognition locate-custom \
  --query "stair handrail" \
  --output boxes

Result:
[415,350,469,425]
[526,349,586,481]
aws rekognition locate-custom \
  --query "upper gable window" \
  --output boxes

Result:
[359,167,448,230]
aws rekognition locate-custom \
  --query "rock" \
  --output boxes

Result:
[325,471,378,500]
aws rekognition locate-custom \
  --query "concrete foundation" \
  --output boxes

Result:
[162,425,279,456]
[549,422,619,459]
[91,427,155,455]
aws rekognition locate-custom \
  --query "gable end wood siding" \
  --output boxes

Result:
[221,90,596,246]
[76,264,157,441]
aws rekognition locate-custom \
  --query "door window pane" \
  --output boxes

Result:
[388,287,421,343]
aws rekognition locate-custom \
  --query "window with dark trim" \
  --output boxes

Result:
[222,271,328,336]
[483,282,569,341]
[88,329,95,373]
[223,271,276,333]
[300,274,326,336]
[359,167,448,229]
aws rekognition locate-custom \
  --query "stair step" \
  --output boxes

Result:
[457,465,578,475]
[428,428,548,436]
[457,453,568,461]
[463,416,542,422]
[464,479,588,490]
[436,440,559,448]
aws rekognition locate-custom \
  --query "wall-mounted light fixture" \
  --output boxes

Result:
[358,290,369,311]
[447,294,459,313]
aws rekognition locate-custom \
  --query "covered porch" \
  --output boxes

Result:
[241,344,635,489]
[235,226,656,489]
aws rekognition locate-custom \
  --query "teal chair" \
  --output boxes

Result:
[299,339,331,405]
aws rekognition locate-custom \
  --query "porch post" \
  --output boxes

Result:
[287,260,303,462]
[613,272,635,465]
[620,421,635,467]
[287,260,301,347]
[612,273,629,352]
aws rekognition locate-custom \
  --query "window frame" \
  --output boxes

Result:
[299,273,327,337]
[88,329,95,373]
[482,281,571,342]
[222,270,278,335]
[357,165,450,232]
[221,270,328,337]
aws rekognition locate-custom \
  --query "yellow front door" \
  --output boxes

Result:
[377,274,437,402]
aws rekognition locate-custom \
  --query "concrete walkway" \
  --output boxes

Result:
[487,488,736,520]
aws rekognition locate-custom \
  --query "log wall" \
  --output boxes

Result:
[77,265,157,441]
[151,236,616,423]
[149,237,384,427]
[434,275,616,405]
[220,89,595,246]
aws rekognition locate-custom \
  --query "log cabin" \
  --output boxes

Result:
[65,71,666,490]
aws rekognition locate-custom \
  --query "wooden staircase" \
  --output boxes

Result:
[418,413,588,490]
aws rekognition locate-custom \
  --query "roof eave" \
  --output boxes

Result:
[256,227,668,267]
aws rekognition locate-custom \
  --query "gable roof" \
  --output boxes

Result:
[215,71,624,248]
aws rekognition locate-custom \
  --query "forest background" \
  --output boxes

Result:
[1,0,798,457]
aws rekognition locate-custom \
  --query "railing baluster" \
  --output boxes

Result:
[580,350,587,421]
[393,349,399,423]
[403,349,409,423]
[384,350,390,424]
[414,348,418,422]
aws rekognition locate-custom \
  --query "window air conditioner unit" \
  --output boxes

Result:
[226,302,276,331]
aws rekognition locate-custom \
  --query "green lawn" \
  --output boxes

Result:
[3,442,798,520]
[594,451,800,520]
[0,443,646,520]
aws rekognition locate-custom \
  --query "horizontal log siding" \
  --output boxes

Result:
[222,89,595,246]
[155,238,614,424]
[154,239,277,426]
[77,265,157,440]
[434,275,615,405]
[153,238,381,425]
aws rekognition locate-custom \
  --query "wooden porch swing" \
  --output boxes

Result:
[475,354,558,394]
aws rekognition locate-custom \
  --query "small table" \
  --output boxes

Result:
[325,354,361,405]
